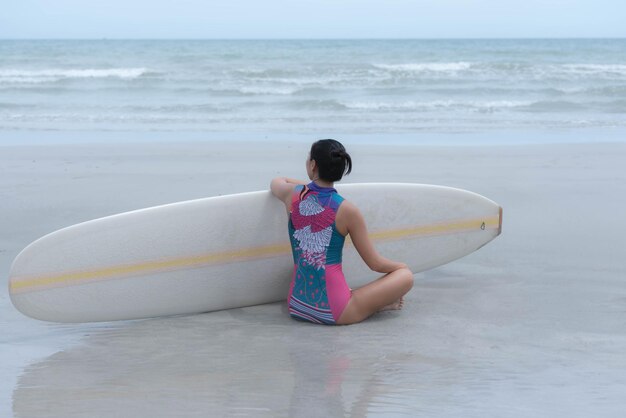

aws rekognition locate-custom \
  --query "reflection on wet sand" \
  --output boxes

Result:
[13,301,455,417]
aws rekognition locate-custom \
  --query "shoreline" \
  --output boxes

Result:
[2,127,626,147]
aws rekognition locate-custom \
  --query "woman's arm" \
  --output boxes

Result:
[338,201,407,274]
[270,177,307,208]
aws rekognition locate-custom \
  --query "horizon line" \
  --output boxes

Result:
[1,36,625,41]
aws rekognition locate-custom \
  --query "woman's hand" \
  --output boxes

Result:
[373,259,409,274]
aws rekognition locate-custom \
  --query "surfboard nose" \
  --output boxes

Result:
[497,206,503,236]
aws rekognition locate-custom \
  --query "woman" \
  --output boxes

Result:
[270,139,413,325]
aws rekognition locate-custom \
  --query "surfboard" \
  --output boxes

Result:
[8,183,502,323]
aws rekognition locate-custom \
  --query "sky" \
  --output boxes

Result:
[1,0,625,39]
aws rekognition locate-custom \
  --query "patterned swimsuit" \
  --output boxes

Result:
[287,182,352,324]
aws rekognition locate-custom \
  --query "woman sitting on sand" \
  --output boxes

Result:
[270,139,413,325]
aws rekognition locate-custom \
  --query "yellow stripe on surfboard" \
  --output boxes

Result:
[368,216,500,241]
[10,242,291,294]
[10,215,500,294]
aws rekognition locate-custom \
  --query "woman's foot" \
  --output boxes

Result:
[379,297,404,312]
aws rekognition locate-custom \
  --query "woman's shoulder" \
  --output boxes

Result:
[336,198,359,215]
[335,198,365,236]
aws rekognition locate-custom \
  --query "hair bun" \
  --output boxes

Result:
[310,138,352,182]
[330,150,346,159]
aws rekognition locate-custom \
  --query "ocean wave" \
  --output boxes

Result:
[117,103,233,113]
[372,62,473,73]
[233,68,364,86]
[341,100,532,112]
[519,64,626,80]
[0,68,151,83]
[287,99,348,111]
[561,64,626,76]
[0,113,225,124]
[243,75,354,87]
[0,76,61,84]
[238,86,301,95]
[371,62,626,81]
[584,85,626,96]
[234,68,294,76]
[0,102,37,110]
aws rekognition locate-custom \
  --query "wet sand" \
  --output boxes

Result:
[2,139,626,417]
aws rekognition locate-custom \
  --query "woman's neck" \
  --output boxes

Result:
[312,178,334,188]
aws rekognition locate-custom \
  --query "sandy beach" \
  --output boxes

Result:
[1,138,625,417]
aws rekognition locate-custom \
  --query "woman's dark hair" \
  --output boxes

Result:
[310,139,352,182]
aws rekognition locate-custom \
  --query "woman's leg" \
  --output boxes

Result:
[336,268,413,325]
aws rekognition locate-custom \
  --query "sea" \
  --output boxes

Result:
[1,39,626,144]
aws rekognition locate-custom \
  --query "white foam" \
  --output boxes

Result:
[373,62,473,73]
[0,68,149,83]
[0,76,60,84]
[238,86,299,95]
[245,75,352,86]
[342,99,532,111]
[561,63,626,76]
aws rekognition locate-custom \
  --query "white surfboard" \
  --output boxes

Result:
[9,183,502,323]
